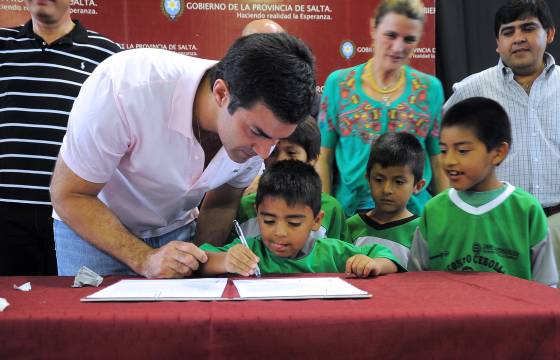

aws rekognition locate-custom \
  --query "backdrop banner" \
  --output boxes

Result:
[0,0,435,90]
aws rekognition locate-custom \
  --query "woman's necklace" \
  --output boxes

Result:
[366,60,405,105]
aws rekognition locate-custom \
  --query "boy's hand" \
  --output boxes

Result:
[225,244,260,276]
[345,255,382,278]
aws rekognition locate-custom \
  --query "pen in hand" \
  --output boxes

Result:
[233,220,262,277]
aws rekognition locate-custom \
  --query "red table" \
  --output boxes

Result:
[1,272,559,359]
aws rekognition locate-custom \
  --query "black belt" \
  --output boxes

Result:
[543,203,560,217]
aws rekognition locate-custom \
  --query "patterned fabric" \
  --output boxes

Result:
[0,20,120,276]
[0,20,121,205]
[319,62,444,216]
[444,53,560,208]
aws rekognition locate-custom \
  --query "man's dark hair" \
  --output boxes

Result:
[366,132,425,183]
[494,0,555,38]
[282,116,321,161]
[442,97,512,151]
[256,160,322,216]
[211,33,316,124]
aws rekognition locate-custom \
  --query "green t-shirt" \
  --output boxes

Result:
[409,183,558,286]
[201,236,404,274]
[346,212,420,268]
[234,192,348,242]
[318,63,444,216]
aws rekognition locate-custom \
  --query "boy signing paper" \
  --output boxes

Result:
[199,160,403,277]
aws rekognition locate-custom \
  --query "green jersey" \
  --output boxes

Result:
[346,212,420,268]
[409,183,558,286]
[201,236,404,274]
[235,192,348,241]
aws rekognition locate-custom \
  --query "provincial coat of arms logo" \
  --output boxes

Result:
[340,40,355,60]
[162,0,184,21]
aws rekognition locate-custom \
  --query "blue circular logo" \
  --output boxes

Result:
[340,40,355,60]
[162,0,184,21]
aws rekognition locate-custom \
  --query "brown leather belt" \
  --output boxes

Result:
[543,203,560,217]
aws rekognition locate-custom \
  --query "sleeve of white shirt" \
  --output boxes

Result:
[227,157,263,189]
[531,230,559,287]
[443,82,467,113]
[60,67,130,184]
[408,226,430,271]
[443,74,482,113]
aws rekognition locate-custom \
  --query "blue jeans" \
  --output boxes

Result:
[54,220,197,276]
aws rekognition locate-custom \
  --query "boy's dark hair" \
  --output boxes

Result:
[494,0,555,38]
[210,33,316,125]
[256,160,322,216]
[366,132,425,183]
[442,97,512,151]
[283,116,321,161]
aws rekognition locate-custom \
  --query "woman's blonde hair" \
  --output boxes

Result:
[373,0,425,27]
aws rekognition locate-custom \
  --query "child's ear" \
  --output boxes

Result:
[311,210,325,231]
[492,142,510,166]
[413,178,426,194]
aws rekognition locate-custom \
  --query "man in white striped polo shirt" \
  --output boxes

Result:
[444,0,560,277]
[0,0,120,275]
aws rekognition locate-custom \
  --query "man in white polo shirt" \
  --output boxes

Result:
[49,33,316,278]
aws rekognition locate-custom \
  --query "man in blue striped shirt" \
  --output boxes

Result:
[444,0,560,277]
[0,0,120,275]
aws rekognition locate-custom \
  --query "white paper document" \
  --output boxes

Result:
[13,282,32,291]
[82,278,228,302]
[0,298,9,311]
[233,277,371,300]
